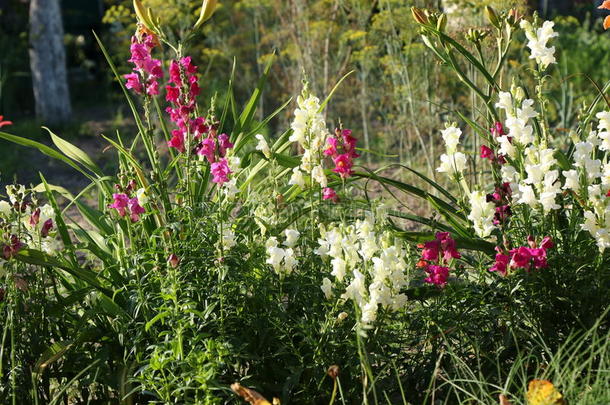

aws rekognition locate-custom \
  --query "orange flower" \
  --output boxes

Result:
[600,0,610,30]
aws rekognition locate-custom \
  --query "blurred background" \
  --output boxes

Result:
[0,0,609,191]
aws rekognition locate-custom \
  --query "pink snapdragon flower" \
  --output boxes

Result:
[488,236,553,275]
[324,128,359,178]
[211,158,232,185]
[489,252,510,275]
[109,193,129,217]
[41,219,53,238]
[424,265,450,287]
[128,198,145,222]
[418,232,461,287]
[322,187,339,202]
[491,122,505,137]
[124,33,163,96]
[3,235,24,259]
[109,190,147,223]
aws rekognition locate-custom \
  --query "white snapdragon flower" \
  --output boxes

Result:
[221,228,237,250]
[497,135,517,158]
[266,246,285,273]
[311,165,327,188]
[255,134,272,158]
[321,277,333,299]
[441,125,462,154]
[468,190,496,238]
[495,91,514,113]
[283,248,297,273]
[520,20,559,69]
[506,116,534,145]
[562,169,580,190]
[540,170,561,212]
[517,99,539,120]
[437,152,467,175]
[360,301,378,324]
[331,257,347,281]
[136,188,149,206]
[518,184,538,208]
[283,229,300,247]
[289,167,306,189]
[596,111,610,151]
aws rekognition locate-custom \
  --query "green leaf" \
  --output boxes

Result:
[46,127,104,177]
[0,131,92,179]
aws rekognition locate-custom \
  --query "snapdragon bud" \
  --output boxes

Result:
[133,0,153,30]
[485,6,501,29]
[411,7,428,25]
[194,0,218,30]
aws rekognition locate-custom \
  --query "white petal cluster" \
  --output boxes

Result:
[265,231,300,275]
[316,213,408,325]
[520,20,559,69]
[468,191,496,238]
[255,134,272,159]
[495,91,538,150]
[289,92,330,188]
[437,124,467,176]
[597,112,610,151]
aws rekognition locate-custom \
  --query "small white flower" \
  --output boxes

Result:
[441,125,462,154]
[289,167,306,188]
[437,152,467,175]
[266,246,285,272]
[496,91,514,113]
[562,169,580,190]
[283,229,300,247]
[468,190,496,238]
[136,188,149,206]
[331,257,347,281]
[321,277,333,299]
[255,134,272,158]
[518,184,538,208]
[337,311,348,321]
[311,165,327,188]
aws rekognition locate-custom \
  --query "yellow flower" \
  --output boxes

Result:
[599,0,610,30]
[526,380,566,405]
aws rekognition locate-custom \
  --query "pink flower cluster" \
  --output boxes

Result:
[322,187,338,202]
[324,128,359,178]
[3,235,24,259]
[124,33,163,96]
[29,208,54,237]
[108,182,146,223]
[166,56,205,153]
[417,232,461,287]
[486,182,512,226]
[480,122,508,165]
[489,236,553,276]
[321,128,359,203]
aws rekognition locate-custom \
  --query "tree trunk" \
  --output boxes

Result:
[29,0,71,125]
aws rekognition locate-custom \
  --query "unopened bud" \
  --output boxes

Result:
[194,0,218,30]
[168,253,180,268]
[485,6,501,29]
[411,7,428,25]
[437,13,447,32]
[327,365,340,380]
[133,0,153,30]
